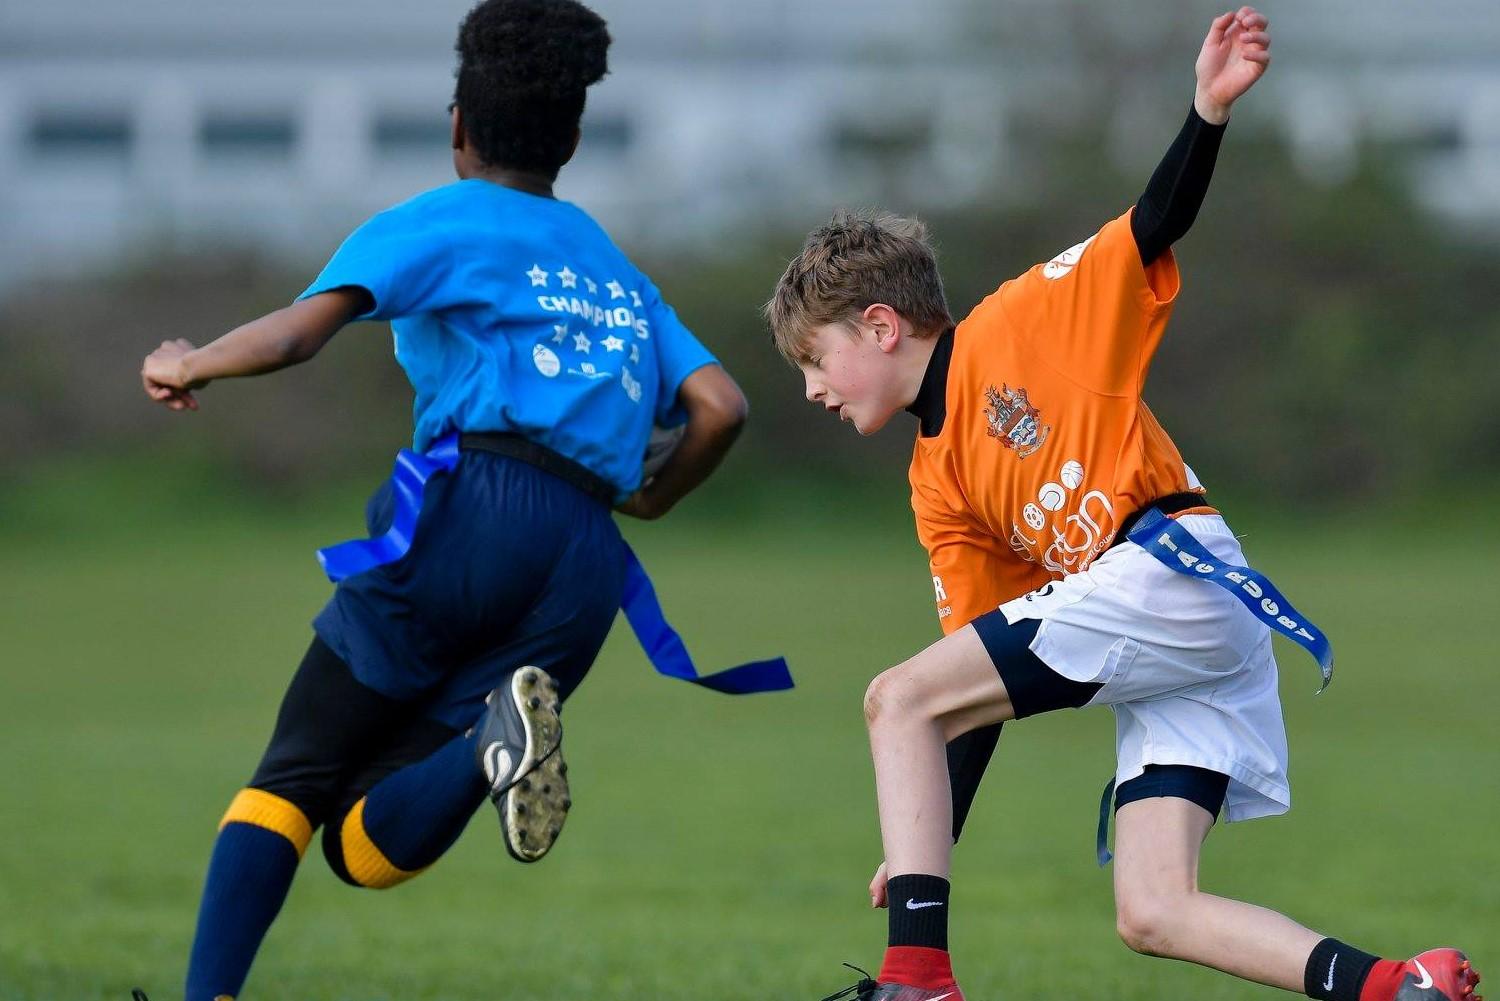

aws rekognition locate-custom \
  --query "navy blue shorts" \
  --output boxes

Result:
[313,448,626,731]
[970,610,1102,718]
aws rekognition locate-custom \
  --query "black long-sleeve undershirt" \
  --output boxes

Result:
[1131,105,1226,266]
[942,106,1227,844]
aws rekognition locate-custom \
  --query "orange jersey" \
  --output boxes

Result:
[910,208,1205,632]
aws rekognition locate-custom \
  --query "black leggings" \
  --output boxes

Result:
[246,637,460,880]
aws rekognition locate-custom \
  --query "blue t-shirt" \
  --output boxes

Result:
[300,179,717,498]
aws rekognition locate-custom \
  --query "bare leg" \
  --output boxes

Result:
[864,624,1016,878]
[1112,796,1324,991]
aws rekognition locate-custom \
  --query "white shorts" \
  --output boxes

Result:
[998,514,1291,822]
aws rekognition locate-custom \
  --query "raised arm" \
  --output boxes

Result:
[1131,7,1270,265]
[615,363,748,520]
[140,287,372,412]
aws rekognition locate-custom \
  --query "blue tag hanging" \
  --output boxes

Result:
[316,433,462,582]
[1125,509,1333,692]
[316,435,793,696]
[619,545,793,694]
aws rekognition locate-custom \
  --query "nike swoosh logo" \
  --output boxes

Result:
[1413,960,1434,991]
[905,899,945,911]
[1325,954,1338,992]
[928,993,955,1001]
[484,743,513,787]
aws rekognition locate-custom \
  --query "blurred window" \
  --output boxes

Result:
[199,114,296,160]
[1396,122,1464,153]
[28,112,132,159]
[372,113,451,156]
[830,117,932,161]
[583,112,633,154]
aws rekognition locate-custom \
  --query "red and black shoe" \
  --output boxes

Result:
[819,965,966,1001]
[1392,949,1483,1001]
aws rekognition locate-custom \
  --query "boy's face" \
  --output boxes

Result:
[797,310,910,436]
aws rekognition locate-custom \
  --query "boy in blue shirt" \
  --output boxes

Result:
[139,2,748,997]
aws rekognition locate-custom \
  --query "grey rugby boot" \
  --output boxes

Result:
[472,666,569,863]
[820,966,965,1001]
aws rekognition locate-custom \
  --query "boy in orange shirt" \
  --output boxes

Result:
[767,9,1482,1001]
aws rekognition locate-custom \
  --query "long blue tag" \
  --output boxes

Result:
[1126,509,1333,692]
[618,544,794,694]
[316,435,793,696]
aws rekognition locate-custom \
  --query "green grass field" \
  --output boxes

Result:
[1,469,1495,1000]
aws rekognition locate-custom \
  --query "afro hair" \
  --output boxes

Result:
[454,0,611,177]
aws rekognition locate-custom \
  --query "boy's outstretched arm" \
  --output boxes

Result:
[140,287,373,412]
[1131,7,1270,265]
[615,364,748,520]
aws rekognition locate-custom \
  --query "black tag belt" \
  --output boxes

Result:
[1109,491,1212,550]
[458,432,616,505]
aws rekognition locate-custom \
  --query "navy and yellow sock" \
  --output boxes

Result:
[185,789,311,1001]
[329,731,487,888]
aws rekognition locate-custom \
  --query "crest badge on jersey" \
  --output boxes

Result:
[984,383,1051,458]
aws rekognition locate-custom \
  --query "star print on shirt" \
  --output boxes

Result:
[584,276,598,294]
[526,264,549,287]
[630,290,643,308]
[557,266,577,289]
[602,335,625,353]
[605,279,625,299]
[572,331,592,353]
[552,324,568,344]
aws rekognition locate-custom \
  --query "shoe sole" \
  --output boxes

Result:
[496,667,569,863]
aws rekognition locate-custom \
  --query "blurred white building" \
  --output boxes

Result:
[1,0,1497,293]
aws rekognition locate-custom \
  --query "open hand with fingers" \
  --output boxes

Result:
[1195,6,1271,124]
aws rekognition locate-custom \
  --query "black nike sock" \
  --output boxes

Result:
[886,874,950,950]
[1306,938,1381,1001]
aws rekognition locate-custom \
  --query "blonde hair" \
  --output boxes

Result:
[764,209,953,364]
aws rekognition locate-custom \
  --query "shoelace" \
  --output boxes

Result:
[820,963,878,1001]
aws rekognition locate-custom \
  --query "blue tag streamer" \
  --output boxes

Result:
[317,433,462,582]
[316,435,793,696]
[619,545,794,695]
[1096,778,1117,867]
[1126,509,1333,692]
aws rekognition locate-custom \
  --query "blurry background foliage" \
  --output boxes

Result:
[3,125,1497,505]
[3,0,1498,509]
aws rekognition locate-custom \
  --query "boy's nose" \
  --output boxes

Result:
[804,377,824,403]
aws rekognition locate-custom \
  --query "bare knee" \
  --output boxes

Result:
[1115,888,1190,957]
[863,664,923,728]
[862,669,894,727]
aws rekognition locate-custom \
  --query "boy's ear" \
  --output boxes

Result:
[864,303,903,354]
[450,104,464,152]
